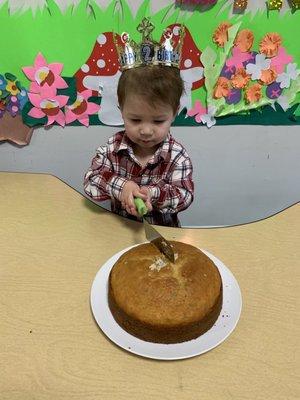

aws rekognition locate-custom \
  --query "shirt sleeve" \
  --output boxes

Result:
[148,151,194,214]
[83,145,127,202]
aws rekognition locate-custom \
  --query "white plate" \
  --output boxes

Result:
[90,244,242,360]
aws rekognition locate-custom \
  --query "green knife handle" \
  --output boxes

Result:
[134,198,148,216]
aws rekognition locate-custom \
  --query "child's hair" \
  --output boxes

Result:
[117,65,184,114]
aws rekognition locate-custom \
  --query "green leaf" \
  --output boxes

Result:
[4,72,17,81]
[293,103,300,117]
[200,46,217,68]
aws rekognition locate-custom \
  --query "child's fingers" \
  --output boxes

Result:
[145,199,153,212]
[133,188,147,200]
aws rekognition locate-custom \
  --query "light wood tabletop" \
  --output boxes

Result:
[0,172,299,400]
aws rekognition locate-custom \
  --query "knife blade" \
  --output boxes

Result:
[134,198,175,263]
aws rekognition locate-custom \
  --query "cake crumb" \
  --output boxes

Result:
[149,256,167,272]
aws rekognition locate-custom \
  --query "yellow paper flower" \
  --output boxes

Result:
[212,22,232,48]
[231,68,251,89]
[234,29,254,52]
[259,33,282,58]
[213,77,231,99]
[6,80,20,96]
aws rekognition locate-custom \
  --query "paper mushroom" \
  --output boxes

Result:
[74,32,123,125]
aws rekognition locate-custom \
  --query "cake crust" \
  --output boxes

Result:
[108,241,223,343]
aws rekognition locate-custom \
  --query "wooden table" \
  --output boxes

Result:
[0,172,299,400]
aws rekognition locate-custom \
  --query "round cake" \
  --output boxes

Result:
[108,241,223,344]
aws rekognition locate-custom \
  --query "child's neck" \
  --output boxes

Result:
[133,144,159,167]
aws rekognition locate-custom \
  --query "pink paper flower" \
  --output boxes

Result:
[187,100,207,123]
[226,47,252,69]
[64,90,100,126]
[28,85,68,126]
[22,53,68,93]
[270,47,293,74]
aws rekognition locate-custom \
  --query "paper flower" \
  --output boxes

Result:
[225,88,242,105]
[245,83,262,103]
[65,90,100,126]
[6,96,20,117]
[0,74,6,90]
[220,64,236,79]
[212,22,232,47]
[3,73,22,97]
[187,100,207,123]
[200,105,217,128]
[6,80,20,96]
[0,100,6,118]
[276,63,300,89]
[0,73,28,119]
[275,95,289,112]
[17,89,29,109]
[270,47,293,74]
[259,33,282,58]
[246,54,271,80]
[234,30,254,53]
[22,53,68,93]
[242,51,257,68]
[213,77,231,99]
[226,47,252,69]
[266,82,282,99]
[231,68,250,89]
[259,68,277,85]
[27,85,68,126]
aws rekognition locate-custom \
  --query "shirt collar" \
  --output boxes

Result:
[116,131,172,163]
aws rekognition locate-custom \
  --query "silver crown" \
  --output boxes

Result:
[114,18,185,70]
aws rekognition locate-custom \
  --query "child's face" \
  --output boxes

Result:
[121,94,175,154]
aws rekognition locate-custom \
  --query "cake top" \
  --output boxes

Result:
[109,241,222,327]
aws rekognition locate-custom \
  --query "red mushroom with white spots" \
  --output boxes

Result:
[160,24,204,114]
[74,32,124,125]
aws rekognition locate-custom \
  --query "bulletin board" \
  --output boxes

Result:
[0,0,300,145]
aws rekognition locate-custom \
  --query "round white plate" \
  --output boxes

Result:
[90,244,242,361]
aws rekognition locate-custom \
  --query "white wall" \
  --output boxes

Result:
[1,124,299,227]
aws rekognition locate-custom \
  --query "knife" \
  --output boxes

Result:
[134,198,175,263]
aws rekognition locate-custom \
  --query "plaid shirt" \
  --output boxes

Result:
[84,131,194,226]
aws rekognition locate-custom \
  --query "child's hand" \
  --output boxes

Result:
[139,187,153,213]
[121,181,147,217]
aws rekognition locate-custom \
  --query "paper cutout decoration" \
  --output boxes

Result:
[0,72,33,145]
[291,0,300,11]
[22,53,68,93]
[23,53,69,126]
[267,0,283,10]
[28,85,68,126]
[65,90,100,126]
[161,24,204,114]
[233,0,248,12]
[22,53,99,127]
[0,112,33,145]
[74,24,204,125]
[74,32,123,126]
[176,0,218,5]
[197,22,300,126]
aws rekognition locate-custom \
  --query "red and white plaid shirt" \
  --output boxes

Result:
[84,131,194,226]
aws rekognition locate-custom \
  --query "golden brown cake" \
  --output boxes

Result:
[108,241,222,344]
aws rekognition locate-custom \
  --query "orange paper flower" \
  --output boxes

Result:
[231,68,251,89]
[259,68,277,85]
[234,29,254,52]
[213,77,231,99]
[245,83,262,103]
[259,33,282,58]
[213,22,232,48]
